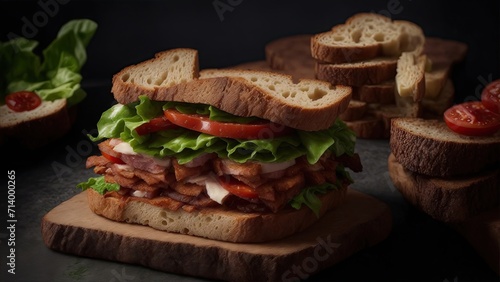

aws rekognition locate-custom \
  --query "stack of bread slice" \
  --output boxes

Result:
[311,13,467,138]
[231,14,467,139]
[388,117,500,274]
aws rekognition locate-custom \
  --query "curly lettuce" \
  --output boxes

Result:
[89,96,357,165]
[0,19,98,107]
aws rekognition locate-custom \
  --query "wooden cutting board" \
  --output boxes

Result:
[41,189,392,282]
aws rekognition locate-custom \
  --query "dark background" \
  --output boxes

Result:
[1,1,499,281]
[1,0,499,103]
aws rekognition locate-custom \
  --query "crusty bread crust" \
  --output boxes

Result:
[114,70,351,131]
[311,13,425,64]
[87,185,348,243]
[0,99,72,148]
[112,49,351,131]
[388,154,499,222]
[315,57,397,87]
[390,118,500,177]
[339,100,367,121]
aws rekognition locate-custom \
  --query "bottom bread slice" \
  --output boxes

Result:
[87,185,347,243]
[387,154,499,222]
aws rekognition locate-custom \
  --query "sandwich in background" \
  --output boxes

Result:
[0,20,97,148]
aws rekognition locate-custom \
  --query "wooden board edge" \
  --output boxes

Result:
[41,190,392,281]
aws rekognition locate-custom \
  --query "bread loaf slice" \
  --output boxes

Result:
[315,57,398,87]
[87,185,347,243]
[112,49,351,131]
[311,13,425,64]
[395,52,427,101]
[352,80,395,104]
[344,115,386,139]
[388,153,499,222]
[112,48,199,102]
[339,100,367,121]
[197,69,352,131]
[390,118,500,177]
[0,99,72,148]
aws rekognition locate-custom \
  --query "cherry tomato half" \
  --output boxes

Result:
[135,116,178,135]
[482,79,500,114]
[5,91,42,112]
[444,101,500,136]
[218,176,258,199]
[164,109,293,139]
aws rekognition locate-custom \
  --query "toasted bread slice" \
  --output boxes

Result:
[111,48,199,103]
[388,153,499,222]
[0,99,72,148]
[339,100,367,121]
[352,80,395,104]
[390,118,500,177]
[87,185,347,243]
[315,57,398,87]
[112,49,352,131]
[311,13,425,63]
[395,52,427,101]
[198,69,352,131]
[344,115,386,139]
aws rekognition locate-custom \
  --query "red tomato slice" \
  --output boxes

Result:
[164,109,292,139]
[444,101,500,136]
[218,176,258,199]
[101,151,125,164]
[135,116,178,135]
[5,91,42,112]
[482,79,500,114]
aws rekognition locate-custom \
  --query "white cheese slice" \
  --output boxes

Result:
[203,174,230,204]
[131,190,147,198]
[113,141,137,155]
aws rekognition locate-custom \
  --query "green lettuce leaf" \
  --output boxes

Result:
[0,19,97,107]
[289,182,339,217]
[89,96,357,165]
[77,176,120,195]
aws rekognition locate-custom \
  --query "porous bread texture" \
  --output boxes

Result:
[311,13,425,63]
[395,52,427,101]
[390,118,500,177]
[112,48,199,99]
[112,49,352,131]
[190,69,351,131]
[87,185,347,243]
[0,99,72,148]
[388,153,500,222]
[0,99,66,127]
[315,57,398,86]
[199,68,351,112]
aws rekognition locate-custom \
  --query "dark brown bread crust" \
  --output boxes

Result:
[112,76,351,131]
[388,154,499,222]
[315,59,397,87]
[390,118,500,177]
[311,33,380,64]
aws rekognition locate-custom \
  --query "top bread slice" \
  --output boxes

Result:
[112,48,352,131]
[390,118,500,177]
[311,13,425,64]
